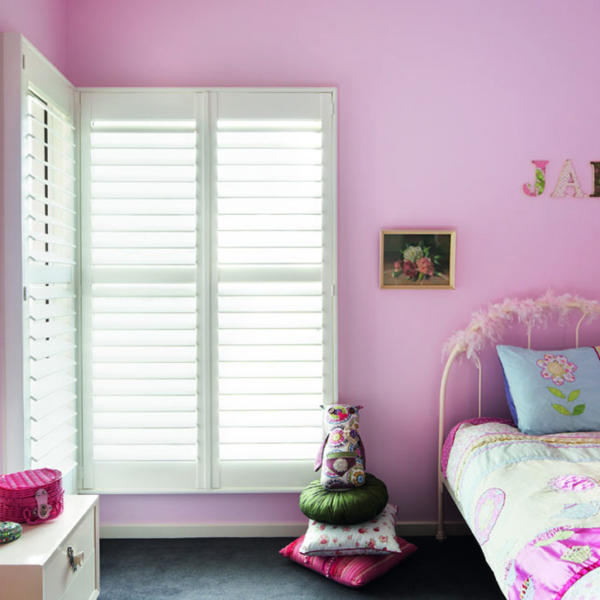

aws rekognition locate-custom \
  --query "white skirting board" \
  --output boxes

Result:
[99,521,469,539]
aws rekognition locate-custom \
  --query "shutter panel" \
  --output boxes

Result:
[83,93,200,490]
[81,90,336,492]
[25,91,78,477]
[215,92,335,487]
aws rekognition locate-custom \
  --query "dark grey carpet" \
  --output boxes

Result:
[98,536,504,599]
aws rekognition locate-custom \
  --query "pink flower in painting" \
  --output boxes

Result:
[416,256,434,277]
[536,354,577,386]
[393,260,402,271]
[403,261,417,278]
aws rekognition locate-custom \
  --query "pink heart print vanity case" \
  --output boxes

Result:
[0,469,64,524]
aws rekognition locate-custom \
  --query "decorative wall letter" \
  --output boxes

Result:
[522,160,548,196]
[590,162,600,197]
[550,159,586,198]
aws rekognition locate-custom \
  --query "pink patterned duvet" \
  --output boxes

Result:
[444,419,600,599]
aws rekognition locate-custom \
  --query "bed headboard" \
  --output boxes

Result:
[436,291,600,540]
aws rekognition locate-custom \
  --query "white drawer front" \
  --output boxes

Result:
[60,551,96,600]
[44,509,96,600]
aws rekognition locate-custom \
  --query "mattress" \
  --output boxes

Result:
[443,419,600,599]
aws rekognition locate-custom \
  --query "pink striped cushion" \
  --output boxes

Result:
[279,535,417,587]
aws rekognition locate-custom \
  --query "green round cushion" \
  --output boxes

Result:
[299,473,389,525]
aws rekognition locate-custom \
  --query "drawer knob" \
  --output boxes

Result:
[67,546,85,572]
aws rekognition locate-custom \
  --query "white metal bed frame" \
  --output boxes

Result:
[436,295,600,541]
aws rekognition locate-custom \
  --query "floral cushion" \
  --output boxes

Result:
[279,535,417,587]
[299,503,400,556]
[497,345,600,434]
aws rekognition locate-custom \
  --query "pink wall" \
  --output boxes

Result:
[0,0,67,72]
[5,0,600,526]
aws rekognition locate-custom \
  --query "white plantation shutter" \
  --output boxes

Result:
[215,92,335,488]
[81,89,336,492]
[82,93,201,490]
[24,91,78,479]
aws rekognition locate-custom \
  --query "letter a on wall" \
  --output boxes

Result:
[522,160,549,196]
[550,159,586,198]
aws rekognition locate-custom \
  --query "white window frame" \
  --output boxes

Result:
[1,33,79,492]
[78,87,338,494]
[1,34,338,494]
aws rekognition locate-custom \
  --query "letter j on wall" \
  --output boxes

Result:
[522,160,548,196]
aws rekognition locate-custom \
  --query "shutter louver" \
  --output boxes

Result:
[25,92,78,477]
[215,94,332,470]
[88,110,199,478]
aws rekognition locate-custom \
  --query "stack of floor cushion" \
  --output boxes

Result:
[279,405,416,587]
[280,477,417,587]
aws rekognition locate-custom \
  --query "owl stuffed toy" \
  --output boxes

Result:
[314,404,366,490]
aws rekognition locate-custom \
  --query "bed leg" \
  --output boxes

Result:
[436,478,446,541]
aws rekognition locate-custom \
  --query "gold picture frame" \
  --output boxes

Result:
[379,230,456,289]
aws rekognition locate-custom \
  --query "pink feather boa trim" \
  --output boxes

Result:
[442,291,600,361]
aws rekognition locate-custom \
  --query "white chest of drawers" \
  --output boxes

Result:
[0,495,99,600]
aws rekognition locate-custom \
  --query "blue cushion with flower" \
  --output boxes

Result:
[497,345,600,435]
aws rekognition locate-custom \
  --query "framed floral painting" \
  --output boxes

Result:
[379,230,456,289]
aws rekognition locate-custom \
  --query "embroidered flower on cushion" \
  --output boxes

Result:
[329,427,345,446]
[536,354,577,385]
[348,420,360,432]
[350,469,365,486]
